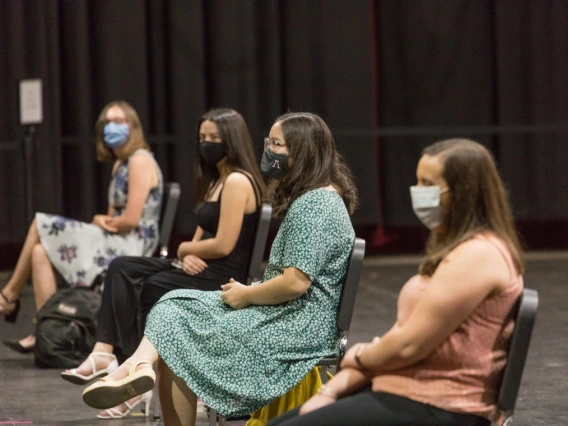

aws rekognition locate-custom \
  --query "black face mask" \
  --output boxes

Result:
[260,148,289,181]
[199,142,226,165]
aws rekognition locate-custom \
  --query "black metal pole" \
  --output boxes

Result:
[23,125,35,224]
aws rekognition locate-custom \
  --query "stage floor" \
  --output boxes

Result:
[1,254,566,425]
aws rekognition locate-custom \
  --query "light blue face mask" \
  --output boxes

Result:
[103,122,130,149]
[410,185,449,230]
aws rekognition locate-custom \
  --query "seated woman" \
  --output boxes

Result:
[267,139,524,426]
[62,108,266,419]
[1,100,162,353]
[80,112,359,426]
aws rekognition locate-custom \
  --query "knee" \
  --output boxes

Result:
[106,256,133,275]
[31,243,47,264]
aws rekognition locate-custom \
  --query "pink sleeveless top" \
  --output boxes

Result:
[372,234,523,422]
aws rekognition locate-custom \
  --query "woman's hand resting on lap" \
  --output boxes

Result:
[182,254,208,275]
[220,279,250,310]
[92,215,118,233]
[299,394,336,416]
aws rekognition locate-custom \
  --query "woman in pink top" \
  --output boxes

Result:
[269,139,524,426]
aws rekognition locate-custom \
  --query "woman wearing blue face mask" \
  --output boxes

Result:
[267,139,524,426]
[61,109,267,420]
[1,100,163,354]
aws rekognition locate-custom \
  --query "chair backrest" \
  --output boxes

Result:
[246,203,272,284]
[158,182,181,258]
[496,287,538,418]
[336,238,366,332]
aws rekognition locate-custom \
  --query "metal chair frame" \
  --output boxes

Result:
[157,182,181,258]
[492,288,538,426]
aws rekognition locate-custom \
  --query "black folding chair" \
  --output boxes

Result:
[317,237,366,378]
[493,288,538,426]
[209,237,366,426]
[246,203,272,284]
[157,182,181,258]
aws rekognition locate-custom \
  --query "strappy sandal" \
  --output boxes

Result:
[60,352,119,385]
[82,360,156,409]
[96,390,153,419]
[0,291,20,323]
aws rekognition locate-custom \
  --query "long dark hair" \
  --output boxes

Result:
[95,100,149,161]
[194,108,266,203]
[419,138,524,276]
[266,112,358,217]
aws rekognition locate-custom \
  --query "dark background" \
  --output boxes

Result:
[1,0,567,267]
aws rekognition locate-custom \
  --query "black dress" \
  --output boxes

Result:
[95,174,261,359]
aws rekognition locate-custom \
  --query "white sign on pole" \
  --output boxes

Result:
[19,79,43,125]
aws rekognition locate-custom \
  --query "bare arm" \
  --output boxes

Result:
[177,172,251,259]
[94,161,119,230]
[192,226,204,242]
[342,238,511,372]
[298,367,372,415]
[107,152,157,233]
[106,161,121,216]
[220,266,312,309]
[247,267,311,304]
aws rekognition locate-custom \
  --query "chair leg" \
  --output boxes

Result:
[319,366,329,383]
[209,408,217,426]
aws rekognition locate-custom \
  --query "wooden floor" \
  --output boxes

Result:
[0,254,567,425]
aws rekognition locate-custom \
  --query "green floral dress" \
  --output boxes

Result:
[145,189,355,416]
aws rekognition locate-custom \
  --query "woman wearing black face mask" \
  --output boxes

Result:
[61,108,266,420]
[82,112,359,426]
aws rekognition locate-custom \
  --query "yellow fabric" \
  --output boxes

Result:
[246,367,332,426]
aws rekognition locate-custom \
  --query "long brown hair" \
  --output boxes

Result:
[266,112,358,217]
[95,101,149,161]
[194,108,266,204]
[419,139,524,276]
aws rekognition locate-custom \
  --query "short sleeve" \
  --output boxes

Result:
[280,192,341,281]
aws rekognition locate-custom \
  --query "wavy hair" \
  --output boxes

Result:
[266,112,358,217]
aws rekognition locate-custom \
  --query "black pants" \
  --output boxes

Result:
[95,256,229,360]
[267,389,491,426]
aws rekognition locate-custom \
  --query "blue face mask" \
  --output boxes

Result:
[103,122,130,149]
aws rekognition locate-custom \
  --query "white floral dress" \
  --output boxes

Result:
[36,149,162,287]
[145,189,355,416]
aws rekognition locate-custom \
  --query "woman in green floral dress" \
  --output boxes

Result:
[82,112,359,425]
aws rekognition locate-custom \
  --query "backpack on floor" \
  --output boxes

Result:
[34,287,101,368]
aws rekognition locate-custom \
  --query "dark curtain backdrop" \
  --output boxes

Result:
[2,0,568,254]
[0,0,380,247]
[376,0,568,228]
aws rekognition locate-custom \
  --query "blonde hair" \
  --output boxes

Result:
[95,101,149,161]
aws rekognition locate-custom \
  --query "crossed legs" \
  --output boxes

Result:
[2,219,57,349]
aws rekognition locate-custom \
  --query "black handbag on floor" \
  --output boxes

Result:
[34,287,101,368]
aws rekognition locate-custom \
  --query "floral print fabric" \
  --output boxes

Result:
[145,189,355,416]
[36,149,162,287]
